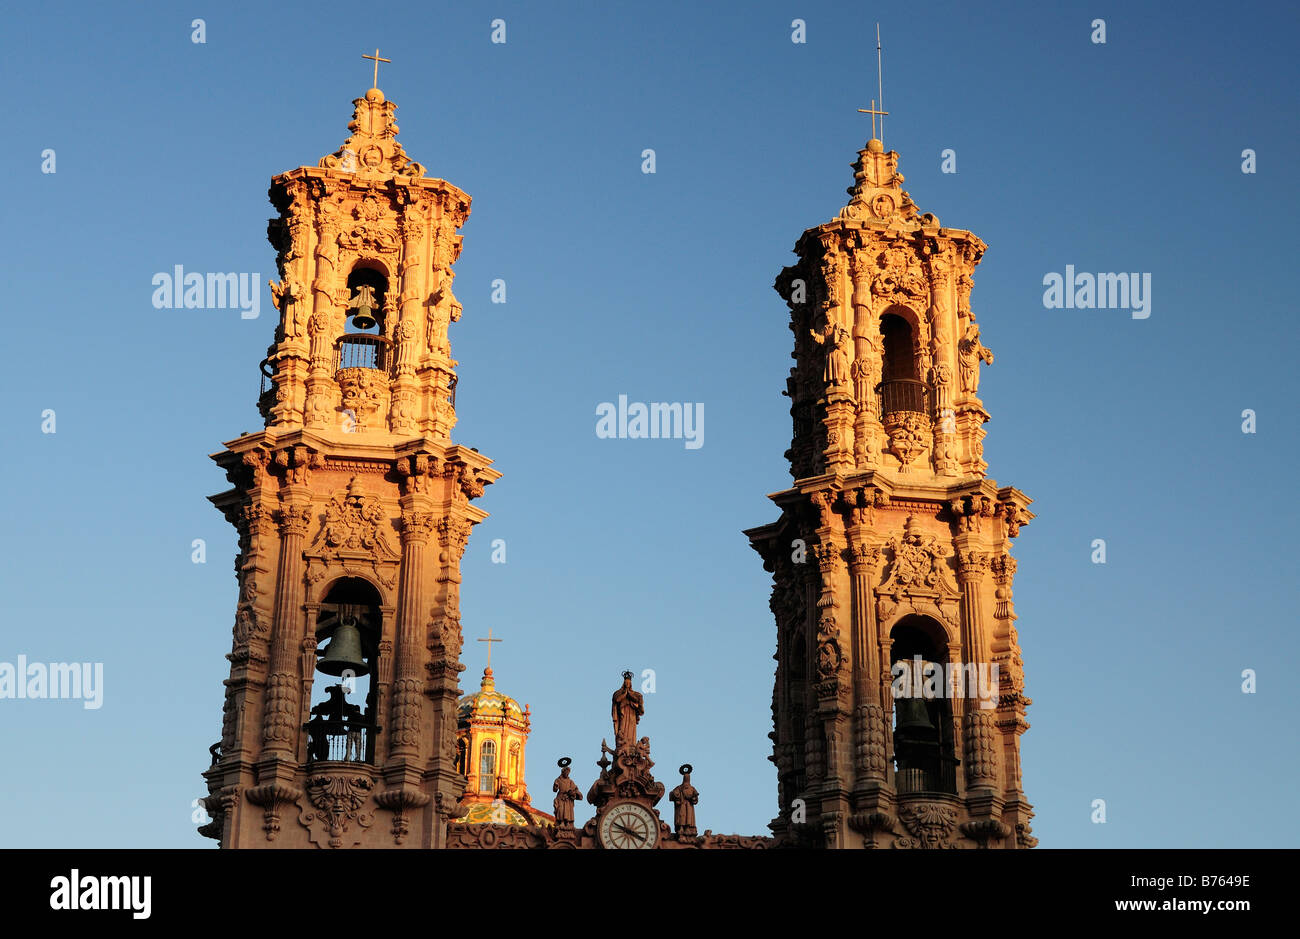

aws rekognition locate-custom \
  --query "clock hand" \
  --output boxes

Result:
[614,822,644,842]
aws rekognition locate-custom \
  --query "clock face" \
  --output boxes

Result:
[598,800,659,850]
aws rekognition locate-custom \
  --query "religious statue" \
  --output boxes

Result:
[269,277,304,339]
[669,764,699,837]
[958,322,994,394]
[929,361,954,412]
[552,759,583,828]
[611,671,644,751]
[810,321,853,388]
[426,270,460,356]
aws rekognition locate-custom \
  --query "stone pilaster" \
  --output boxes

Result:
[261,497,312,756]
[388,506,437,760]
[956,545,1000,791]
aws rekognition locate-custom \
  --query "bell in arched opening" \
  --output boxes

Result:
[345,267,388,333]
[317,616,369,677]
[894,694,936,736]
[348,285,378,331]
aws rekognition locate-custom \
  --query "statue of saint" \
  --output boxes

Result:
[669,765,699,836]
[958,322,994,394]
[611,671,644,751]
[810,321,853,388]
[552,762,583,827]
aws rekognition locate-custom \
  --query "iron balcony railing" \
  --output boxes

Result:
[304,717,380,765]
[335,334,394,375]
[877,378,927,419]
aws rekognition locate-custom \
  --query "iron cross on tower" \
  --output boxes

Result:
[362,49,391,88]
[477,628,503,668]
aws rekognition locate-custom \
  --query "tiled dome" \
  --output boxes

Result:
[458,667,526,722]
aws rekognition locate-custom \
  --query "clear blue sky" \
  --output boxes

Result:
[1,0,1296,848]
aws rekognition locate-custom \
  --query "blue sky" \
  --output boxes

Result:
[0,0,1296,848]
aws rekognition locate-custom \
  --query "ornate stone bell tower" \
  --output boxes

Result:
[201,79,498,848]
[745,133,1037,849]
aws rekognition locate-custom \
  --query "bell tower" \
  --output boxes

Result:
[745,133,1037,849]
[201,77,498,848]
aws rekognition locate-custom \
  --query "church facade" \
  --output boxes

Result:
[200,78,1032,849]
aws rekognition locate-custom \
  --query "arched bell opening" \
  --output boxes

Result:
[878,310,926,419]
[306,577,382,764]
[889,615,959,794]
[337,265,393,374]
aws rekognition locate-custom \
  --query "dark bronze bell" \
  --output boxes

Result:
[349,285,378,331]
[894,695,935,736]
[317,621,369,676]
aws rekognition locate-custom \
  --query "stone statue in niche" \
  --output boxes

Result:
[810,321,853,389]
[930,361,954,413]
[426,271,459,356]
[958,322,994,394]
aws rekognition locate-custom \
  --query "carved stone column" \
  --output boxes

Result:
[389,205,425,435]
[847,530,886,787]
[811,535,845,789]
[849,241,881,468]
[990,552,1028,796]
[798,559,822,787]
[388,506,437,761]
[956,546,999,790]
[373,638,393,765]
[304,202,342,429]
[262,497,312,756]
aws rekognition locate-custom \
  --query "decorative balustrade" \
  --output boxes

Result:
[335,333,394,375]
[304,717,379,765]
[877,378,927,419]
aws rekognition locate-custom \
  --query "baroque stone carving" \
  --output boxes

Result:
[854,704,888,777]
[373,786,431,845]
[883,411,928,468]
[309,477,398,559]
[444,822,545,850]
[337,367,390,433]
[895,802,958,849]
[318,88,426,180]
[879,517,958,597]
[963,709,1000,788]
[300,774,376,849]
[246,782,303,843]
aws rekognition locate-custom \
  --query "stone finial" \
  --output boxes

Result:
[840,141,919,223]
[318,90,426,180]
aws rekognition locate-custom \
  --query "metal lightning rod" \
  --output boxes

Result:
[876,23,885,147]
